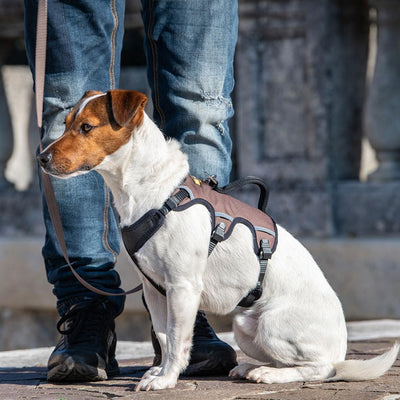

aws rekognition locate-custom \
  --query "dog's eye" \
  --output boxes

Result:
[80,123,93,134]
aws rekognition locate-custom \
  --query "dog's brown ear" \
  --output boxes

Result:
[107,90,147,128]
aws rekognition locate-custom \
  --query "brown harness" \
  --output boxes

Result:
[122,176,278,307]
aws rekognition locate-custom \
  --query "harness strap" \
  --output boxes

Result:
[122,188,190,296]
[208,222,226,256]
[258,238,272,286]
[237,238,272,307]
[122,188,190,255]
[160,189,190,216]
[208,177,273,306]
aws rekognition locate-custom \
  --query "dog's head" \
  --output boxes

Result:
[38,89,147,178]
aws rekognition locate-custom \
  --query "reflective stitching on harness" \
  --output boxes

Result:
[215,212,234,221]
[254,226,276,237]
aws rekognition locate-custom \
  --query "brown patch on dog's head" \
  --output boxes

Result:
[38,90,147,177]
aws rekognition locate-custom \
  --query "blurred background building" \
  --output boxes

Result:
[0,0,399,351]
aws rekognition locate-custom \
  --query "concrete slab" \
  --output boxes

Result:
[305,238,400,319]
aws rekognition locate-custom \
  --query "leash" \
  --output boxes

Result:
[34,0,142,297]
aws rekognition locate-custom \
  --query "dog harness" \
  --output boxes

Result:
[122,176,278,307]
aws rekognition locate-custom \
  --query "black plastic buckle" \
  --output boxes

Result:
[208,222,226,257]
[238,287,262,307]
[259,239,272,260]
[160,189,189,216]
[211,222,226,242]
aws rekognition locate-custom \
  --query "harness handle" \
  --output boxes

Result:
[214,176,270,213]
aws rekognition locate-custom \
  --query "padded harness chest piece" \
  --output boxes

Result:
[121,175,278,307]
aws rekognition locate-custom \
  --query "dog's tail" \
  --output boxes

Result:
[327,341,399,382]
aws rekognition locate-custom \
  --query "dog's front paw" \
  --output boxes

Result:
[245,366,276,383]
[142,366,163,379]
[135,374,178,391]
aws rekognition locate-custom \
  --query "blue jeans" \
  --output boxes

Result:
[24,0,238,317]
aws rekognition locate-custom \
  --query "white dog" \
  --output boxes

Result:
[38,90,399,391]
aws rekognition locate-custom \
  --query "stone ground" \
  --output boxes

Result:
[0,335,399,400]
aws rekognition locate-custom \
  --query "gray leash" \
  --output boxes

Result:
[34,0,142,297]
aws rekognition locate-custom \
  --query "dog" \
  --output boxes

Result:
[38,89,399,391]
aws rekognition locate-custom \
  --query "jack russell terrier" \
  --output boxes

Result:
[38,90,399,391]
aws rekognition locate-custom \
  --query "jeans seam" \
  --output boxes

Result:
[103,184,118,263]
[109,0,118,90]
[146,0,165,129]
[105,0,118,263]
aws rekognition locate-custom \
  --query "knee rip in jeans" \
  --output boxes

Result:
[200,91,233,136]
[201,91,233,108]
[216,121,225,135]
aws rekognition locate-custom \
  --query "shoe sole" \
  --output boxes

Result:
[47,356,119,383]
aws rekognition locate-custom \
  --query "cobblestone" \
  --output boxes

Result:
[0,338,399,399]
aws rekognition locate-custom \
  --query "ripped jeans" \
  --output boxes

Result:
[24,0,238,316]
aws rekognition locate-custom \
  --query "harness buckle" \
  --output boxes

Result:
[211,222,226,242]
[208,222,226,256]
[238,239,272,308]
[165,196,179,210]
[259,239,272,260]
[160,188,189,216]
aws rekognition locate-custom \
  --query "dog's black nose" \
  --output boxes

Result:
[37,152,52,167]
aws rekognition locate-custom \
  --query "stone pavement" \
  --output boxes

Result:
[0,325,399,400]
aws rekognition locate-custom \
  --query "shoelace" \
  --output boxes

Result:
[56,300,109,344]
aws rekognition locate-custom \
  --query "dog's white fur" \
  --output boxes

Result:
[45,108,400,391]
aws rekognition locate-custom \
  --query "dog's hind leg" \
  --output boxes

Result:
[244,363,335,384]
[230,311,276,379]
[231,310,336,384]
[233,312,274,362]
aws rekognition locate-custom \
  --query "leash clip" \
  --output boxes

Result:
[204,172,219,188]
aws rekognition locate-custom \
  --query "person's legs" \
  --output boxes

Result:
[142,0,238,375]
[142,0,237,186]
[24,0,125,381]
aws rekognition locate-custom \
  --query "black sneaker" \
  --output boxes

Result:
[152,311,237,376]
[47,299,119,382]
